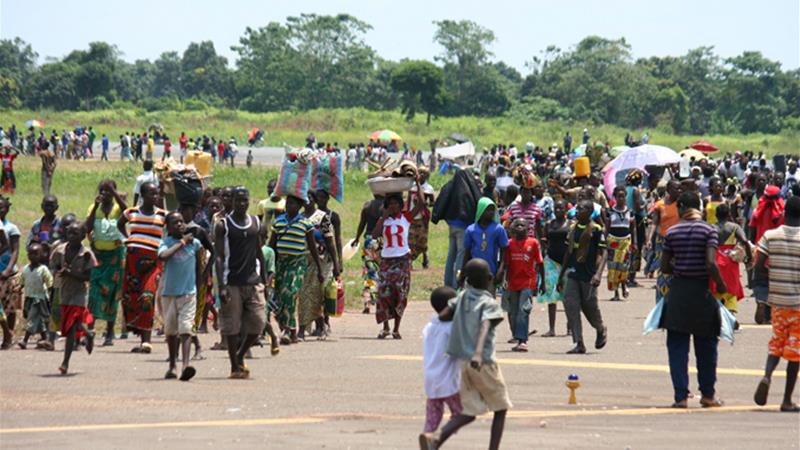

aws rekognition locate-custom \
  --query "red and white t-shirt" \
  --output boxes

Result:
[381,213,411,258]
[505,237,543,291]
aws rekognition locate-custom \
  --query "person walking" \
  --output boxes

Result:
[660,192,727,408]
[215,187,269,378]
[753,196,800,412]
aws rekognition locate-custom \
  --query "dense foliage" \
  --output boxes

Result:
[1,16,798,134]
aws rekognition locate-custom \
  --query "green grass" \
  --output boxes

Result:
[3,107,798,155]
[6,157,448,309]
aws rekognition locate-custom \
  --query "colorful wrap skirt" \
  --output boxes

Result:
[376,254,411,324]
[122,247,161,333]
[275,253,306,330]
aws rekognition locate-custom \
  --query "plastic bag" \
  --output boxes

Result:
[719,302,737,344]
[643,299,664,335]
[310,154,345,203]
[275,158,311,202]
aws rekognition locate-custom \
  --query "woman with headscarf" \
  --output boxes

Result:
[749,185,785,324]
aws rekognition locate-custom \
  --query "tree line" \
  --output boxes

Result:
[1,14,798,135]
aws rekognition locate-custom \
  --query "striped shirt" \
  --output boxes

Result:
[757,225,800,309]
[663,220,718,278]
[123,207,166,252]
[272,213,313,256]
[503,201,542,237]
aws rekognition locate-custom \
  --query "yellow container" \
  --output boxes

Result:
[574,157,590,178]
[185,151,212,177]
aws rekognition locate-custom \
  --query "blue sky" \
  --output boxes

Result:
[1,0,797,72]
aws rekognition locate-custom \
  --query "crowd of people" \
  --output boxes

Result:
[0,127,799,449]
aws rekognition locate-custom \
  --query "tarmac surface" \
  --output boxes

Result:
[1,274,798,449]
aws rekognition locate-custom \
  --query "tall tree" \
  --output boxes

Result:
[433,20,500,114]
[181,41,234,105]
[717,51,785,133]
[391,60,444,124]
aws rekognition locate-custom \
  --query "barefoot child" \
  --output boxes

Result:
[45,213,77,350]
[18,243,53,349]
[422,286,462,434]
[420,259,512,450]
[753,195,800,412]
[158,212,202,381]
[260,241,280,355]
[51,222,96,374]
[496,218,544,352]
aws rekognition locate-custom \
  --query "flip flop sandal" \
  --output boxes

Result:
[179,366,196,381]
[377,330,390,339]
[392,332,402,340]
[191,353,207,361]
[165,370,178,379]
[541,331,556,338]
[780,403,800,412]
[229,370,246,379]
[754,377,770,406]
[58,365,68,375]
[270,346,280,356]
[210,342,227,351]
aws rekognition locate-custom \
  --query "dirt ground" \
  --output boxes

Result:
[1,275,798,449]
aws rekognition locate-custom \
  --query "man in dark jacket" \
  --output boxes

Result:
[432,169,481,288]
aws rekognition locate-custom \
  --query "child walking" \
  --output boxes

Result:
[753,195,800,412]
[51,222,97,374]
[497,218,544,352]
[158,212,202,381]
[422,286,462,434]
[18,243,53,349]
[420,258,512,450]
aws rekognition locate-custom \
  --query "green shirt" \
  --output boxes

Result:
[261,245,275,274]
[446,287,504,364]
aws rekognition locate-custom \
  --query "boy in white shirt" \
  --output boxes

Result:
[422,286,462,433]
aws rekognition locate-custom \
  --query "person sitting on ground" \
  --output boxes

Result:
[420,258,511,450]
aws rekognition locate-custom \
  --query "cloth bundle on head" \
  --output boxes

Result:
[750,185,785,243]
[625,169,644,186]
[512,164,540,189]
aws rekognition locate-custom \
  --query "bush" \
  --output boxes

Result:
[112,100,136,110]
[183,98,208,111]
[140,96,182,112]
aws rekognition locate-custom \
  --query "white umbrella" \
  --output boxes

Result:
[607,144,679,172]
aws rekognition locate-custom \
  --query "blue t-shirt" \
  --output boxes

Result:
[158,236,201,296]
[101,136,109,150]
[463,221,509,275]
